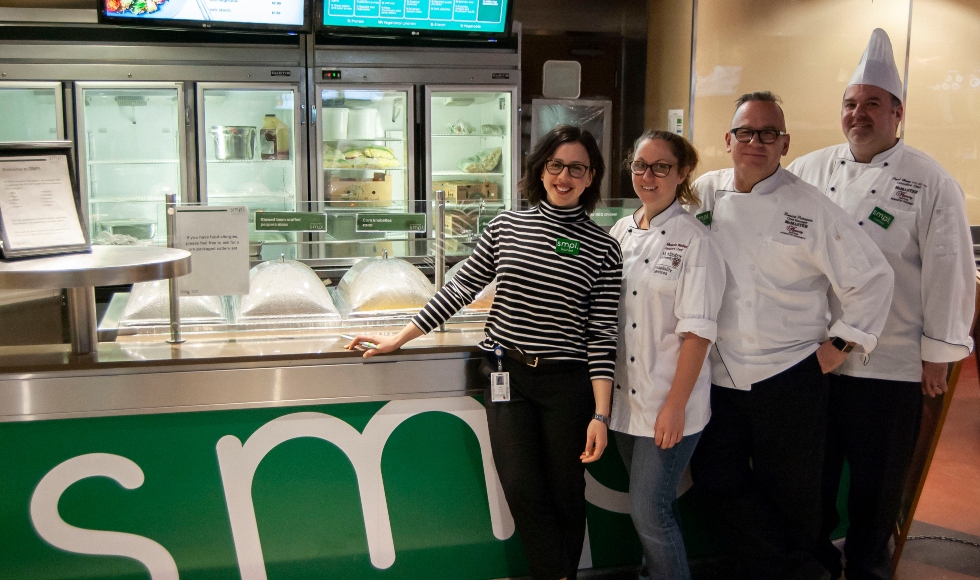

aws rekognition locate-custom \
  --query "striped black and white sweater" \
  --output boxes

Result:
[413,200,623,381]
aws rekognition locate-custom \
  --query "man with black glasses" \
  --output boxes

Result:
[788,29,975,580]
[688,91,893,580]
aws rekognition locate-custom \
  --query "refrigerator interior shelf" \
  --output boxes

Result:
[322,139,406,144]
[206,159,294,165]
[87,159,181,165]
[430,134,506,138]
[323,166,407,172]
[207,193,295,200]
[445,201,505,209]
[90,197,170,204]
[432,171,503,177]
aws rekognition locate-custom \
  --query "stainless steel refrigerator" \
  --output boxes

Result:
[310,39,521,263]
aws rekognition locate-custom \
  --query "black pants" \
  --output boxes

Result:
[816,374,923,580]
[483,354,595,580]
[690,353,829,580]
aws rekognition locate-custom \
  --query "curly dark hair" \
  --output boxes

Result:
[518,125,605,214]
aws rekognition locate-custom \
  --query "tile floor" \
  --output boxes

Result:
[895,355,980,579]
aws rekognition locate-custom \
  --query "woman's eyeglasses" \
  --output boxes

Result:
[545,159,590,179]
[629,160,673,177]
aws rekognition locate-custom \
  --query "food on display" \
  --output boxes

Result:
[447,120,475,135]
[457,147,502,173]
[323,145,400,169]
[106,0,168,15]
[237,260,341,320]
[481,124,505,136]
[120,280,225,326]
[337,255,434,313]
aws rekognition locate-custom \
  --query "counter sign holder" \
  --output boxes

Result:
[0,142,91,260]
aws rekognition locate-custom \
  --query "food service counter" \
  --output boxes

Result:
[0,326,642,580]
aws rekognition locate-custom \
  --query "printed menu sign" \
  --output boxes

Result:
[0,154,88,258]
[175,206,249,296]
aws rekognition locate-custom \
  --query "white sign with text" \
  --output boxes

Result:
[175,206,249,296]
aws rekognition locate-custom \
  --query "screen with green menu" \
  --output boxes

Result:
[321,0,509,34]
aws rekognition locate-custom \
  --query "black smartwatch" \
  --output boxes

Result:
[830,337,854,353]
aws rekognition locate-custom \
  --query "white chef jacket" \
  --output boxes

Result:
[788,141,975,382]
[609,201,726,437]
[691,166,894,390]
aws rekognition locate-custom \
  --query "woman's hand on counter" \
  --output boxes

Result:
[344,323,424,358]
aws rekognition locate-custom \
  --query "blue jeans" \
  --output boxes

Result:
[616,430,701,580]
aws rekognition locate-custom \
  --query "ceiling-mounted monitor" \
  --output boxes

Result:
[316,0,514,45]
[98,0,310,33]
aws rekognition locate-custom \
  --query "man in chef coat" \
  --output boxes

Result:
[689,91,894,580]
[787,29,975,580]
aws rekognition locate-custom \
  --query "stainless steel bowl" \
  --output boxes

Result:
[209,125,257,160]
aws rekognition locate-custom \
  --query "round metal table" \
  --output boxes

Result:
[0,246,191,355]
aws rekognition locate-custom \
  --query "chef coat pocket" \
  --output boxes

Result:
[649,253,684,282]
[866,207,915,255]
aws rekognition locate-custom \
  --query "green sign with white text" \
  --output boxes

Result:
[0,397,641,579]
[590,207,638,228]
[356,213,426,233]
[255,212,327,232]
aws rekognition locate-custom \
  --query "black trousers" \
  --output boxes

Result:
[483,354,595,580]
[690,353,829,580]
[816,374,923,580]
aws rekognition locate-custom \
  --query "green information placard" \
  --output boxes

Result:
[356,213,427,233]
[254,212,327,232]
[590,207,638,228]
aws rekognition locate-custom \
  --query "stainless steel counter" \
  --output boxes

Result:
[0,324,488,422]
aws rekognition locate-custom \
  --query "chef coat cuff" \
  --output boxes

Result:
[676,318,718,343]
[828,320,878,354]
[921,335,974,363]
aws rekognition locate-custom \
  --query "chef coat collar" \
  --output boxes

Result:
[842,139,904,167]
[538,199,590,223]
[729,165,786,196]
[631,200,683,230]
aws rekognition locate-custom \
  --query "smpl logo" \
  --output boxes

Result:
[26,397,630,579]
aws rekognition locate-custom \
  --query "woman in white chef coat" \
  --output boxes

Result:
[609,130,725,580]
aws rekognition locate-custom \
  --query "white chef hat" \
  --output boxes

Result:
[848,28,904,103]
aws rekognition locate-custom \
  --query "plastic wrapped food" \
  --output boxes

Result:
[446,260,496,310]
[448,119,475,135]
[120,280,225,326]
[457,147,502,173]
[338,256,434,313]
[481,124,505,136]
[237,259,340,320]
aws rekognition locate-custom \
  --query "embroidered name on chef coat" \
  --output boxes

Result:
[653,242,688,276]
[780,212,813,240]
[889,177,925,206]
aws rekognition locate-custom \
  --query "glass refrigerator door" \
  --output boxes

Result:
[0,82,64,142]
[315,86,414,259]
[198,84,301,258]
[76,82,185,245]
[426,87,517,256]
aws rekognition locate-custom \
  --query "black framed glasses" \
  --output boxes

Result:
[629,160,673,177]
[730,128,788,144]
[545,159,590,179]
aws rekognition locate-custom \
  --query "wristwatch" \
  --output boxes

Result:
[592,413,610,425]
[830,337,854,353]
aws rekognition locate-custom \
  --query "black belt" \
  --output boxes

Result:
[499,348,565,368]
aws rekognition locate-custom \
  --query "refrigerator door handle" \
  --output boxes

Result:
[310,104,316,125]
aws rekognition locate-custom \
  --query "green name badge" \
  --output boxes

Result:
[868,206,894,229]
[696,211,712,226]
[555,237,581,256]
[254,212,327,232]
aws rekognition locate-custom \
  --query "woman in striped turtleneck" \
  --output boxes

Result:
[348,125,622,580]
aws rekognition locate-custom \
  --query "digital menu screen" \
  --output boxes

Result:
[321,0,509,34]
[101,0,307,30]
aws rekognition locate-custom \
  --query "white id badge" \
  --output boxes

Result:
[490,372,511,402]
